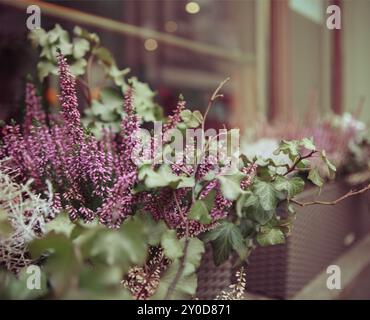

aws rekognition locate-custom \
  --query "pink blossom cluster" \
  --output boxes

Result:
[1,53,234,235]
[1,53,138,228]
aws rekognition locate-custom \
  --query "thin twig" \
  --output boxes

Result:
[291,183,370,207]
[164,191,190,300]
[283,150,317,177]
[202,77,230,131]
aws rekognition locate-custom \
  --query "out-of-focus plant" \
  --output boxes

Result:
[243,112,369,179]
[28,24,163,137]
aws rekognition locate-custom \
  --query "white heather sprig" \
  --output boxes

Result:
[0,159,58,273]
[215,267,247,300]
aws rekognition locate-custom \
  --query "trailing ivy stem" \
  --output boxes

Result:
[165,192,190,300]
[291,183,370,207]
[283,150,317,177]
[164,237,190,300]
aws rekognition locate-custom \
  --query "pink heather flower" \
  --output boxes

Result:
[163,99,186,132]
[199,180,232,220]
[56,52,84,143]
[23,83,46,135]
[120,87,140,175]
[98,172,137,228]
[241,163,257,190]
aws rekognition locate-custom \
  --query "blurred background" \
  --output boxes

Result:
[0,0,369,129]
[0,0,369,300]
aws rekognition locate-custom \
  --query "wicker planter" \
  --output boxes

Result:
[196,181,370,299]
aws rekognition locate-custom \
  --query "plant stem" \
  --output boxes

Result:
[283,150,317,177]
[164,191,190,300]
[291,183,370,207]
[164,237,190,300]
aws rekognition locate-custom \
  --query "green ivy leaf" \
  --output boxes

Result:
[180,110,202,128]
[86,216,148,271]
[274,140,300,157]
[44,213,75,237]
[308,167,324,187]
[273,176,305,199]
[73,38,90,59]
[251,204,275,225]
[236,191,258,217]
[70,58,87,76]
[37,61,58,81]
[28,28,48,47]
[161,229,184,260]
[151,238,204,300]
[217,171,245,201]
[188,194,213,225]
[203,221,246,265]
[108,64,130,89]
[300,137,316,151]
[256,227,285,246]
[90,87,123,122]
[321,150,337,179]
[74,26,100,44]
[48,24,69,44]
[253,179,278,211]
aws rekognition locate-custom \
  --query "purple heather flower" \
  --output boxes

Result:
[56,52,84,144]
[163,99,186,132]
[23,83,46,135]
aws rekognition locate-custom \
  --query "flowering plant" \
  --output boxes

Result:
[0,26,369,300]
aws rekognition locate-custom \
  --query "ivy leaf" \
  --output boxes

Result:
[44,213,75,237]
[188,190,215,224]
[28,28,48,47]
[300,137,315,151]
[273,176,305,199]
[74,26,100,44]
[253,179,278,211]
[308,167,324,187]
[48,24,69,44]
[151,238,204,300]
[37,61,58,81]
[139,164,194,189]
[256,227,285,246]
[161,229,184,260]
[321,150,337,179]
[217,171,245,201]
[108,64,130,89]
[300,137,316,151]
[236,191,258,217]
[180,110,202,128]
[73,38,90,59]
[58,39,73,57]
[91,87,123,122]
[251,204,275,225]
[86,216,148,271]
[203,221,246,265]
[274,140,300,157]
[29,232,79,296]
[93,47,115,66]
[70,58,87,76]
